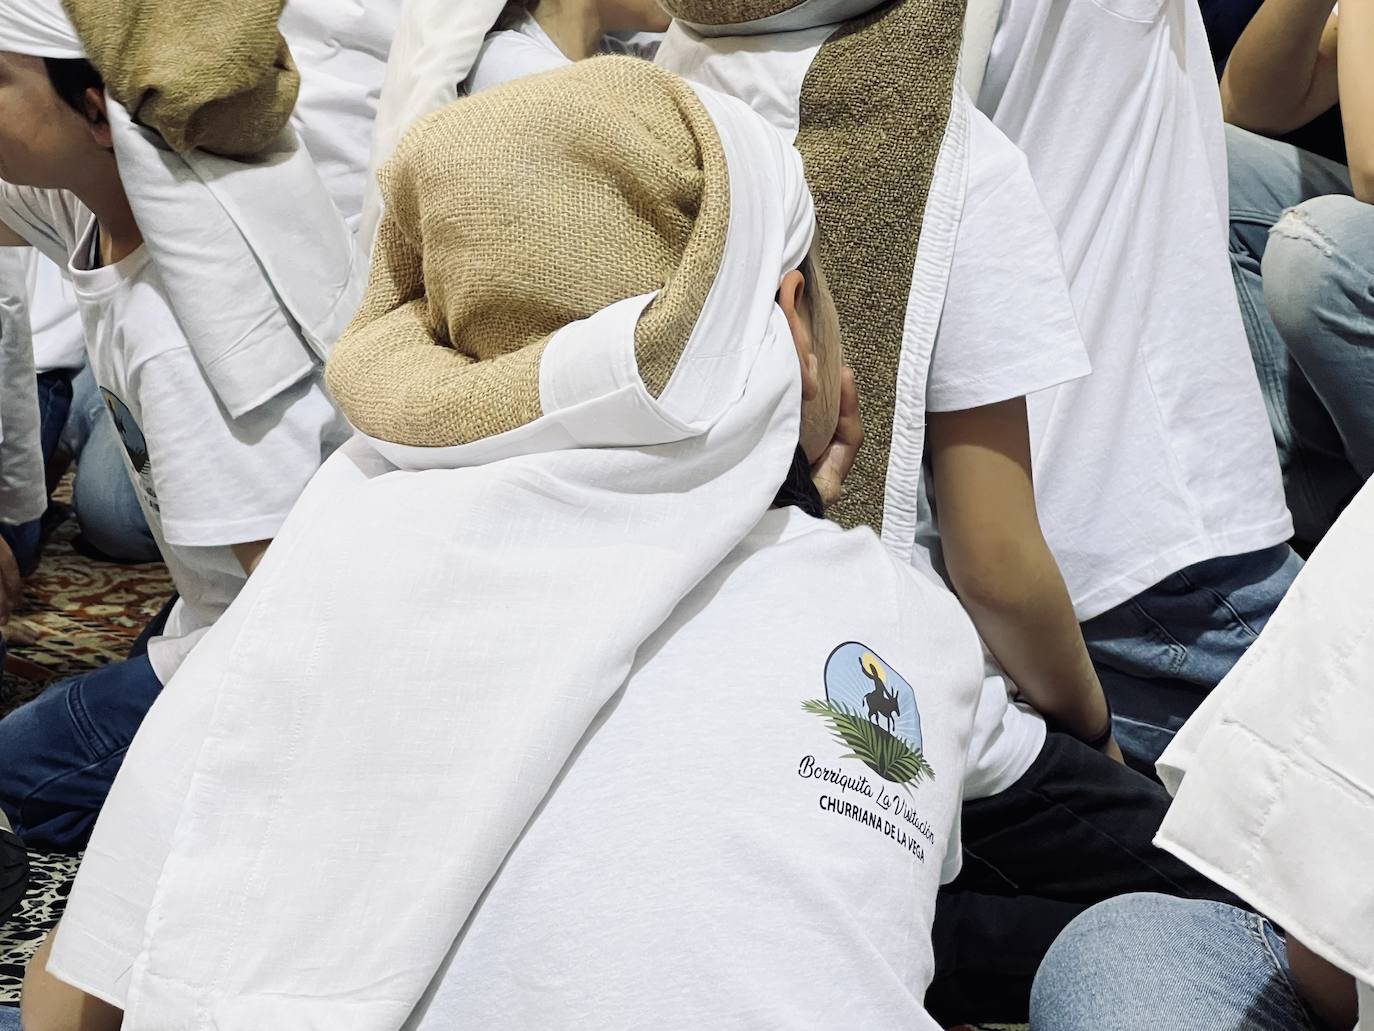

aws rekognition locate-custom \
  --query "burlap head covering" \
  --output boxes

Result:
[660,0,967,536]
[327,55,730,448]
[52,0,298,156]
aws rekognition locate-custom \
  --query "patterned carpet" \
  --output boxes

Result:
[0,507,1029,1030]
[0,500,173,1005]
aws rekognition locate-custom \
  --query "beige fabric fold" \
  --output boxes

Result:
[59,0,299,156]
[327,55,729,447]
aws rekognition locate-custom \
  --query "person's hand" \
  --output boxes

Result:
[810,366,862,509]
[0,536,21,629]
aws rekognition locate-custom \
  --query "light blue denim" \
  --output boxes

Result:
[60,365,159,564]
[0,1005,16,1030]
[1228,123,1374,545]
[1030,893,1323,1031]
[1080,543,1302,769]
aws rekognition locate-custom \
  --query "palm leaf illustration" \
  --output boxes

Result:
[803,698,934,788]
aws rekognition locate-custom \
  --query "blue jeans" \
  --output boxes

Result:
[1030,893,1323,1031]
[0,651,163,850]
[0,370,73,577]
[1080,543,1302,769]
[0,1006,16,1030]
[62,365,159,565]
[1228,124,1374,545]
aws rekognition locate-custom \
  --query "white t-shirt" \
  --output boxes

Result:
[0,187,349,680]
[404,506,985,1030]
[978,0,1292,620]
[0,249,46,526]
[911,108,1090,799]
[24,249,84,374]
[463,15,659,95]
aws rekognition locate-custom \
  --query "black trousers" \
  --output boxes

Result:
[926,731,1243,1026]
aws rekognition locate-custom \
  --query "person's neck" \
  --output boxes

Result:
[532,0,606,60]
[73,170,142,267]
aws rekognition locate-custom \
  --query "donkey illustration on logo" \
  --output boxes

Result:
[860,657,900,732]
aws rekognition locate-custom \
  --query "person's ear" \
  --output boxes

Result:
[80,88,113,150]
[778,268,820,402]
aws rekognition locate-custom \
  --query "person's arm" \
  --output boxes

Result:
[928,398,1119,758]
[0,220,27,247]
[1221,0,1339,135]
[1337,0,1374,200]
[231,539,272,576]
[1287,935,1359,1030]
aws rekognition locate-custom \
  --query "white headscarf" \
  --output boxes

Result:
[0,1,362,418]
[50,72,816,1030]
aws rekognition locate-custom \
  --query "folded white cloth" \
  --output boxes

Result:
[1157,478,1374,1020]
[0,1,362,418]
[0,250,47,526]
[50,66,816,1030]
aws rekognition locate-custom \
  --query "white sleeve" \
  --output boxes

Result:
[0,250,47,525]
[926,111,1091,413]
[132,350,345,547]
[0,183,82,269]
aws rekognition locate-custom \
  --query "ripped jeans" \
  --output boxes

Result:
[1228,124,1374,546]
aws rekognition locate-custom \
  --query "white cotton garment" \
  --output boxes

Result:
[977,0,1291,620]
[49,82,820,1030]
[0,1,363,420]
[280,0,399,234]
[24,250,84,374]
[0,249,47,526]
[405,506,985,1030]
[463,14,658,96]
[358,0,506,248]
[0,185,349,682]
[1156,476,1374,1018]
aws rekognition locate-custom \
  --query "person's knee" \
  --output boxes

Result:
[21,925,122,1031]
[1263,194,1374,351]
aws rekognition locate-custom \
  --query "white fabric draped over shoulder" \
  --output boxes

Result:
[0,1,364,419]
[49,78,816,1031]
[1156,478,1374,1022]
[0,249,46,526]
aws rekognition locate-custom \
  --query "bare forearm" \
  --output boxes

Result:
[1339,0,1374,201]
[1222,0,1337,133]
[948,541,1108,739]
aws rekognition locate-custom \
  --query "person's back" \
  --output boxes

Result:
[408,505,983,1029]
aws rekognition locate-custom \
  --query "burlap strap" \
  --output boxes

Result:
[60,0,298,156]
[326,57,730,448]
[797,0,966,532]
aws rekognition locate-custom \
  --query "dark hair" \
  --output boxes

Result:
[772,444,826,518]
[495,0,541,30]
[43,57,104,115]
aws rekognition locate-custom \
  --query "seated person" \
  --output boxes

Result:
[977,0,1302,764]
[656,3,1241,1021]
[1031,472,1374,1031]
[1223,0,1374,547]
[21,58,982,1031]
[0,16,350,850]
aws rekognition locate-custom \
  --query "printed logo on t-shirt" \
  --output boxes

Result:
[798,642,937,861]
[100,387,159,511]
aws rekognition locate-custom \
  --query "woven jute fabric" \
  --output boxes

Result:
[796,0,965,532]
[60,0,298,156]
[659,0,804,26]
[326,57,730,448]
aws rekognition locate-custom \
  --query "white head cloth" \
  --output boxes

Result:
[358,0,506,250]
[0,1,362,418]
[51,77,815,1029]
[1155,480,1374,1012]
